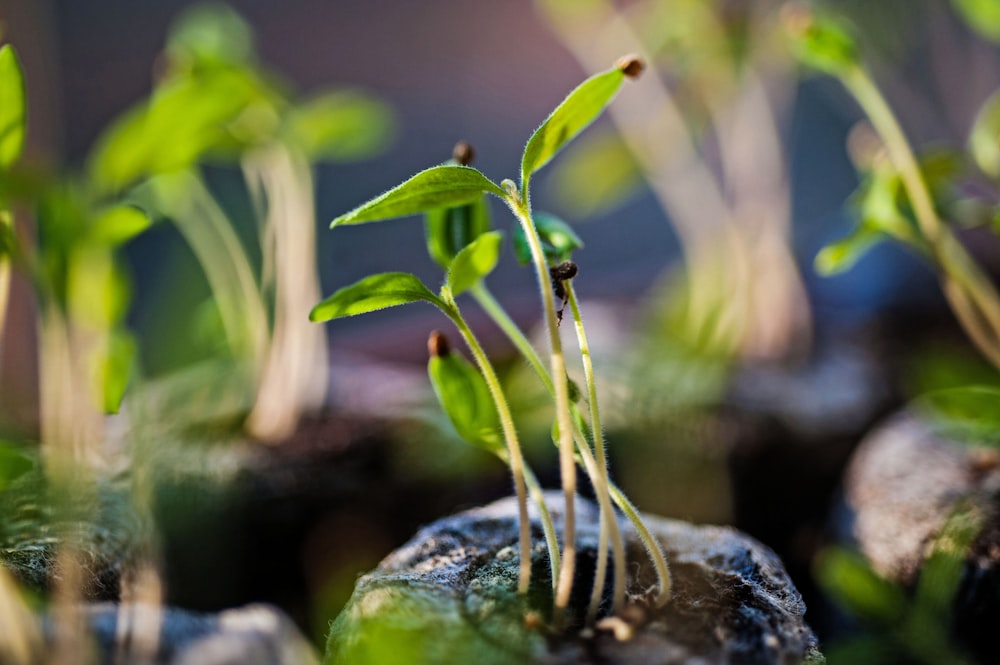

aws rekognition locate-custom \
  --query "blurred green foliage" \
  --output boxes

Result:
[816,507,981,665]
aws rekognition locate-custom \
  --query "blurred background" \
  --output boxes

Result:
[3,0,1000,660]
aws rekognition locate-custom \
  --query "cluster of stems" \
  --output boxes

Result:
[433,166,672,625]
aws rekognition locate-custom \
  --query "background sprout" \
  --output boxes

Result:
[86,2,394,441]
[537,0,812,363]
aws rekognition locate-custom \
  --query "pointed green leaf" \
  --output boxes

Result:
[98,330,137,414]
[511,211,584,265]
[914,504,981,618]
[286,90,395,161]
[89,205,151,246]
[814,227,881,276]
[446,230,502,296]
[310,272,443,322]
[332,165,505,227]
[969,89,1000,179]
[166,2,256,68]
[520,67,626,189]
[814,547,905,625]
[428,348,503,454]
[783,6,859,76]
[424,195,492,269]
[952,0,1000,42]
[0,441,35,492]
[0,44,27,169]
[915,384,1000,446]
[89,69,276,191]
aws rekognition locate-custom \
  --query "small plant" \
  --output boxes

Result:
[310,56,671,626]
[784,1,1000,372]
[88,3,394,441]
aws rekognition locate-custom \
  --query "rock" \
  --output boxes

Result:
[327,493,822,665]
[842,410,1000,658]
[46,603,320,665]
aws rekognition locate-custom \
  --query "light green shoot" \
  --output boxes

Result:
[311,55,672,625]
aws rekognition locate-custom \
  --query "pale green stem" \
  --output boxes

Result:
[448,307,533,594]
[608,482,672,606]
[470,283,551,386]
[153,173,270,369]
[504,197,578,623]
[565,283,626,619]
[472,281,672,607]
[522,465,561,591]
[842,65,1000,368]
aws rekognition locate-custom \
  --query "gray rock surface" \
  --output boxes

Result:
[46,603,320,665]
[844,410,1000,582]
[327,493,821,664]
[842,410,1000,659]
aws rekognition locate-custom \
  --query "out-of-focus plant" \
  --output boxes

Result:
[815,506,980,665]
[536,0,811,365]
[1,36,148,469]
[785,1,1000,371]
[311,58,671,628]
[88,3,394,441]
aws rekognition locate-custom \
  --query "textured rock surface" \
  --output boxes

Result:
[48,603,320,665]
[327,493,821,664]
[843,410,1000,658]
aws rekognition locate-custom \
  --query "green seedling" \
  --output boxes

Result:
[785,1,1000,372]
[312,56,671,626]
[87,2,394,440]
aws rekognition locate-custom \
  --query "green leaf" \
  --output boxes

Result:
[915,384,1000,446]
[286,90,394,161]
[89,69,276,191]
[0,441,35,493]
[0,44,27,169]
[332,165,505,227]
[952,0,1000,42]
[783,6,859,76]
[424,195,492,269]
[913,504,981,618]
[98,330,137,414]
[511,211,584,265]
[546,128,642,217]
[166,2,256,68]
[310,272,443,322]
[814,227,881,276]
[89,206,151,246]
[67,245,131,327]
[428,347,503,454]
[969,89,1000,179]
[446,230,502,297]
[521,67,626,189]
[814,547,906,625]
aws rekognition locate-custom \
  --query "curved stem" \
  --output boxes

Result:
[522,465,561,591]
[565,283,626,619]
[448,309,533,595]
[504,196,578,624]
[470,283,552,389]
[842,65,1000,368]
[472,282,671,608]
[607,481,671,606]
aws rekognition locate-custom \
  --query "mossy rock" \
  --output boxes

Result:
[327,492,822,665]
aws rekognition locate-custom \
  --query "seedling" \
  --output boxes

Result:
[784,1,1000,372]
[311,56,671,626]
[87,3,394,440]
